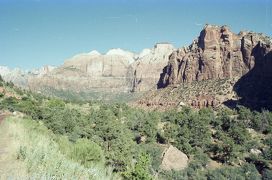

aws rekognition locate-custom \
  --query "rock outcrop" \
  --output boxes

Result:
[190,95,218,109]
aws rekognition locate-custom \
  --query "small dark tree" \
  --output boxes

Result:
[237,106,253,127]
[262,169,272,180]
[252,111,272,133]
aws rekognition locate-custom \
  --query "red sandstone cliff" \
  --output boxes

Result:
[159,24,271,88]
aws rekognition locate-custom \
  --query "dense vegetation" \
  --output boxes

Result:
[0,76,271,179]
[39,87,142,103]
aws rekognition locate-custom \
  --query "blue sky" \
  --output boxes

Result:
[0,0,271,69]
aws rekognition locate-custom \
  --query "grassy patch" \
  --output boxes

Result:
[2,117,118,179]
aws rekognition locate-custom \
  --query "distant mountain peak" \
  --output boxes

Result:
[106,48,134,56]
[87,50,101,56]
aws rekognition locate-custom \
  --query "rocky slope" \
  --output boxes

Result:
[136,25,272,110]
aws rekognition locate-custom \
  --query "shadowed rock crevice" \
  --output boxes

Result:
[157,65,169,89]
[231,44,272,111]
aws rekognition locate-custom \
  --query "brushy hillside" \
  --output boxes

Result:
[0,75,272,179]
[0,117,118,179]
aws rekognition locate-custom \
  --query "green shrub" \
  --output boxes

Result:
[124,153,152,180]
[252,111,272,133]
[71,138,105,167]
[206,163,261,180]
[140,143,163,171]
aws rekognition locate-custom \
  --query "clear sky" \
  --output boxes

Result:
[0,0,271,69]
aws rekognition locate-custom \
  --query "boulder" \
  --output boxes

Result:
[179,101,186,106]
[250,149,262,155]
[161,145,189,171]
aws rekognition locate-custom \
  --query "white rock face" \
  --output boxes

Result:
[154,43,175,54]
[27,49,137,92]
[61,48,136,77]
[132,43,175,91]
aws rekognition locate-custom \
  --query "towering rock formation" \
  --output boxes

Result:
[139,25,272,110]
[159,25,271,87]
